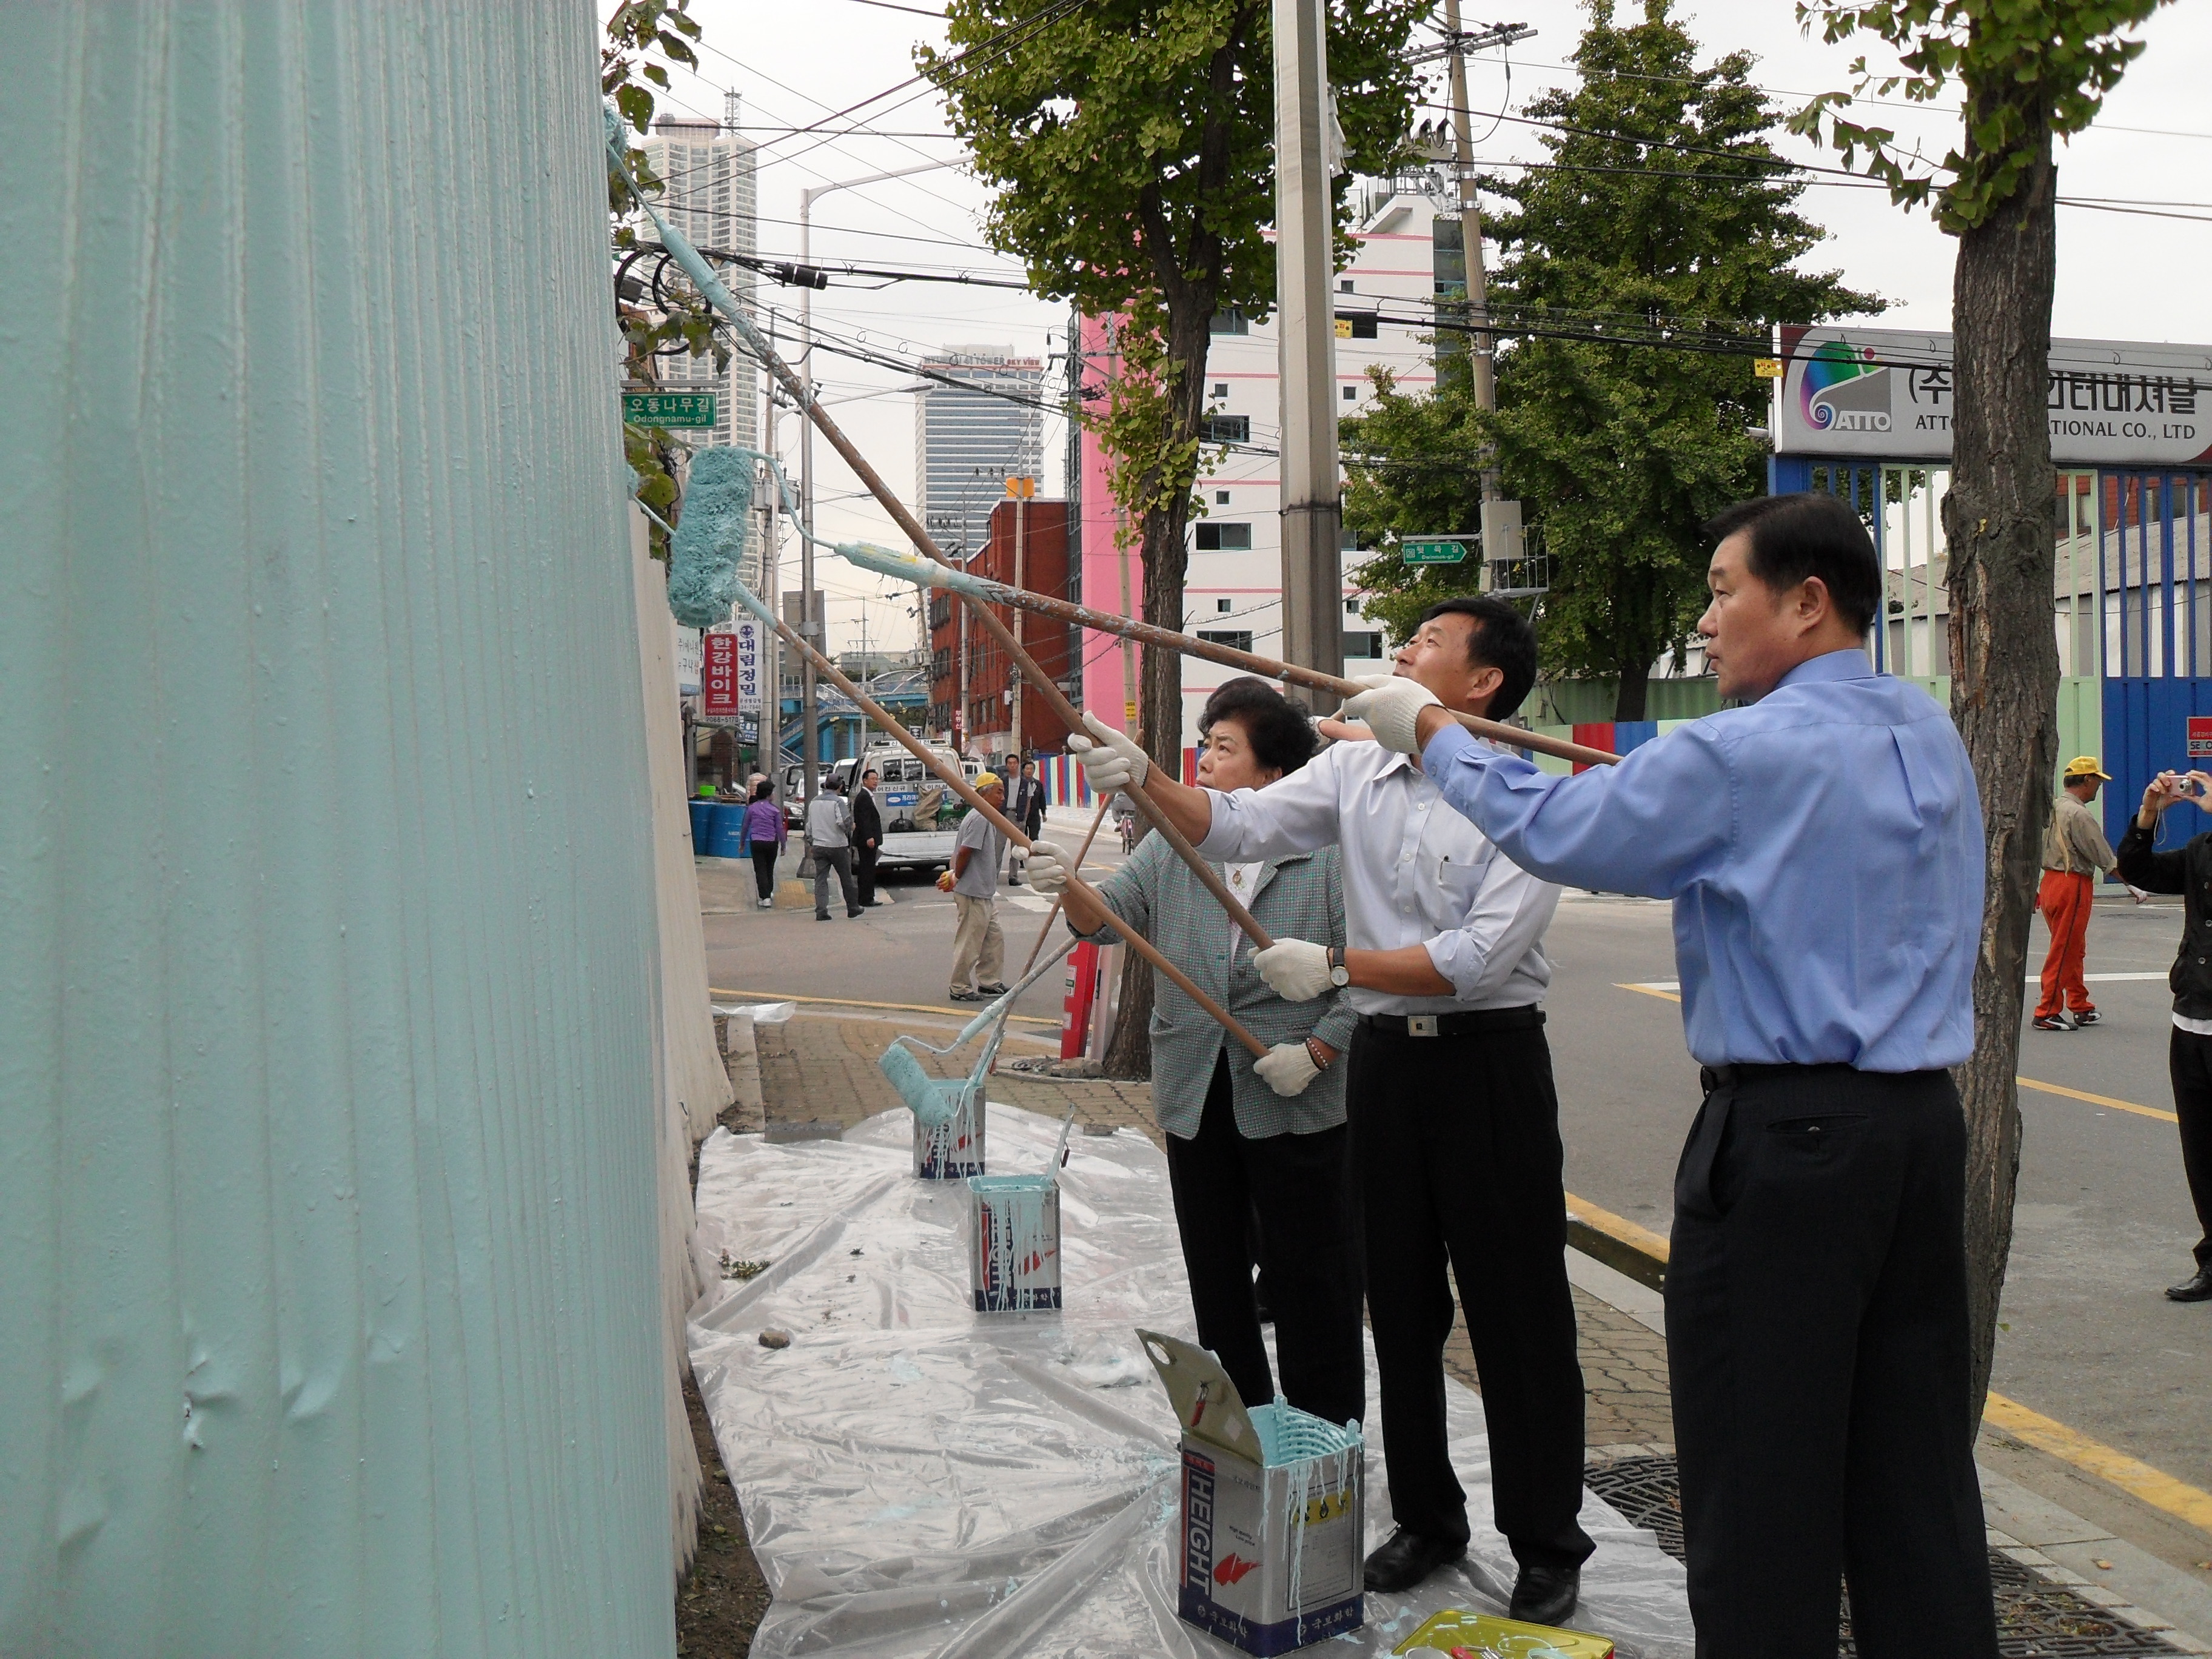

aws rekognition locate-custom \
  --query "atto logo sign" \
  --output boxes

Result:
[1800,339,1891,434]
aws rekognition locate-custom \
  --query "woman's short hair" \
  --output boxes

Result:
[1199,677,1318,776]
[751,779,774,802]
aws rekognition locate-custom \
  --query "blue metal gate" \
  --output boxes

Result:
[2100,470,2212,846]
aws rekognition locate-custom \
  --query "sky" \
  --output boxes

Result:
[638,0,2211,655]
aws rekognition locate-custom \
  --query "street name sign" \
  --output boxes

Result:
[622,391,717,428]
[1401,537,1469,566]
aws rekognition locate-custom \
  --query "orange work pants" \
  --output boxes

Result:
[2036,868,2096,1019]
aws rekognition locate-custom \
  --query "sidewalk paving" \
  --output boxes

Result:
[683,1005,2212,1658]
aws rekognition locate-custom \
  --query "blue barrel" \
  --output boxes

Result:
[687,799,714,848]
[705,802,749,859]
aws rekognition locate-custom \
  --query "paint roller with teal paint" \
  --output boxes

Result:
[878,939,1076,1128]
[664,445,752,628]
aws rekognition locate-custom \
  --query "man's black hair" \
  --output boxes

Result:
[1199,677,1318,776]
[1413,595,1538,721]
[862,766,880,780]
[1700,493,1881,635]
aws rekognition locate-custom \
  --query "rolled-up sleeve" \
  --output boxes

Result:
[1423,852,1561,1000]
[1199,747,1344,862]
[1420,722,1733,899]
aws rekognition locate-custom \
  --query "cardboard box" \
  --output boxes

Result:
[968,1173,1061,1312]
[913,1085,985,1178]
[1392,1609,1615,1657]
[1139,1329,1364,1655]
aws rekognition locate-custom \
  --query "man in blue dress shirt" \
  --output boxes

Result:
[1340,492,1998,1659]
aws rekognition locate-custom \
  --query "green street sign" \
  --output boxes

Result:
[622,390,717,428]
[1400,537,1469,565]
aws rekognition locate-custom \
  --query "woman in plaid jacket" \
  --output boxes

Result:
[1028,679,1362,1429]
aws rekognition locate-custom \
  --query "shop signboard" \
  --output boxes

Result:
[2189,716,2212,760]
[1776,325,2212,466]
[732,617,764,714]
[702,631,740,717]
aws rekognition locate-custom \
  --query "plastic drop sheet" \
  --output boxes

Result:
[688,1105,1693,1659]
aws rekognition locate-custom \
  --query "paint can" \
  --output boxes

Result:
[967,1173,1061,1312]
[1140,1329,1365,1655]
[913,1083,985,1179]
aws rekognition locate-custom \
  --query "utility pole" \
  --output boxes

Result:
[1272,0,1343,680]
[1439,8,1534,506]
[1006,474,1034,761]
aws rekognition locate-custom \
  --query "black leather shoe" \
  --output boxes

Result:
[1509,1563,1581,1626]
[1362,1527,1466,1593]
[2168,1267,2212,1302]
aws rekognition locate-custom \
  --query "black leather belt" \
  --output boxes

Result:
[1699,1061,1861,1090]
[1357,1006,1545,1039]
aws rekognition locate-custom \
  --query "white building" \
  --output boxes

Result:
[1171,181,1453,740]
[914,349,1047,560]
[642,100,759,454]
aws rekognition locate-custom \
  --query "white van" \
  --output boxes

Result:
[788,746,979,871]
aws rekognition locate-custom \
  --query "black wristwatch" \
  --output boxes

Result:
[1327,945,1350,988]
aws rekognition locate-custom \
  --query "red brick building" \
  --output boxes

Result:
[928,497,1076,759]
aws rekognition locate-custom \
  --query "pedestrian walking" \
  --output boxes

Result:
[804,775,861,922]
[1029,679,1364,1429]
[943,772,1008,1002]
[1008,757,1047,885]
[2034,757,2117,1031]
[1335,492,1997,1659]
[742,780,785,911]
[1068,600,1592,1627]
[853,767,884,907]
[2113,768,2212,1304]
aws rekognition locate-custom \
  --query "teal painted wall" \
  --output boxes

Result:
[0,6,674,1655]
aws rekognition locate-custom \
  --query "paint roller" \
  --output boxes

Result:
[878,940,1078,1128]
[664,444,752,629]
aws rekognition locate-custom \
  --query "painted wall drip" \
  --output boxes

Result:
[0,5,674,1654]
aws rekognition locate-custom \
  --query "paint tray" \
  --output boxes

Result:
[1139,1328,1365,1655]
[1392,1609,1615,1657]
[967,1107,1076,1312]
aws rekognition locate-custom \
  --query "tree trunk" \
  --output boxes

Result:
[1942,124,2059,1424]
[1612,666,1649,722]
[1102,306,1213,1081]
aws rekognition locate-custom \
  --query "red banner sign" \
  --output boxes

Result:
[702,631,740,717]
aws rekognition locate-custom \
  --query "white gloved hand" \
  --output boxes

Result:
[1255,1041,1322,1098]
[1253,937,1334,1002]
[1067,712,1150,797]
[1025,838,1071,897]
[1337,672,1443,756]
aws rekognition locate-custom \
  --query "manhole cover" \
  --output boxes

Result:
[1585,1455,2191,1657]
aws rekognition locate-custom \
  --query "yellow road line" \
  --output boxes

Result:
[1565,1188,1673,1262]
[2015,1074,2179,1124]
[1983,1392,2212,1536]
[1569,1182,2212,1539]
[708,988,1060,1027]
[1609,985,2179,1124]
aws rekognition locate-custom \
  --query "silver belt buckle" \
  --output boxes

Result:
[1407,1014,1439,1037]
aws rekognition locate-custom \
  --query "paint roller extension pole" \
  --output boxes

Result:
[914,569,1624,773]
[1019,795,1113,978]
[742,591,1272,1059]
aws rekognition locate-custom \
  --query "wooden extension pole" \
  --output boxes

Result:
[1020,795,1113,978]
[748,595,1271,1059]
[929,572,1626,773]
[737,313,1282,951]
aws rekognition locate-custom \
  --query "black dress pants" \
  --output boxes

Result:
[1349,1013,1594,1570]
[1162,1053,1364,1429]
[856,845,880,906]
[1667,1064,1997,1659]
[750,845,779,902]
[2167,1029,2212,1269]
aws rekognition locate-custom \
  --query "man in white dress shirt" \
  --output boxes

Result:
[1068,597,1592,1626]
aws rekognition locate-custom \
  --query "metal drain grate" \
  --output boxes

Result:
[1584,1455,2193,1657]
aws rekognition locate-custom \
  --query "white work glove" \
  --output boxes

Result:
[1337,672,1443,756]
[1067,712,1150,798]
[1255,1041,1322,1098]
[1253,937,1334,1002]
[1025,838,1071,897]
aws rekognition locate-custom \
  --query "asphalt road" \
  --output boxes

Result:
[705,840,2212,1497]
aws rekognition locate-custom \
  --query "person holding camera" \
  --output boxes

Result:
[2114,768,2212,1304]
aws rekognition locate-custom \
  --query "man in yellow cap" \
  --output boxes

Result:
[2035,757,2117,1031]
[944,771,1010,1003]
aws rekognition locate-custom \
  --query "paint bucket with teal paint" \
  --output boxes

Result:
[967,1174,1061,1312]
[912,1081,987,1178]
